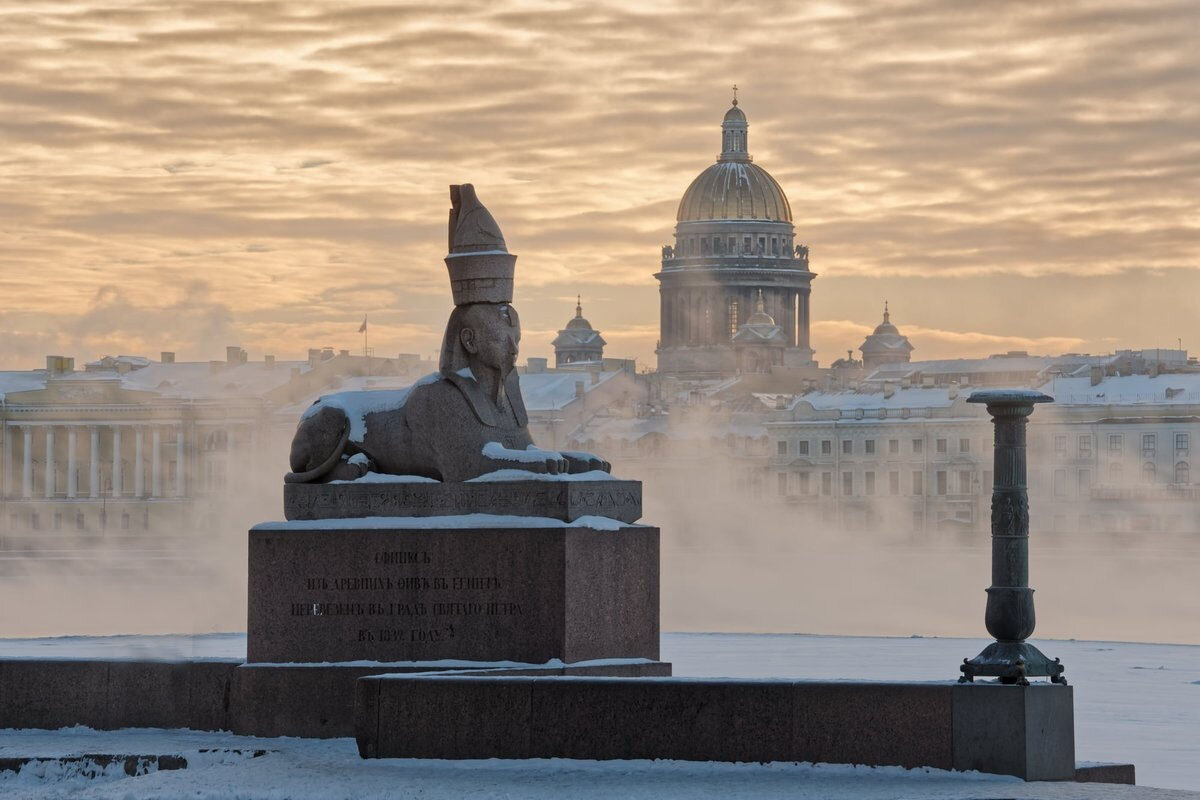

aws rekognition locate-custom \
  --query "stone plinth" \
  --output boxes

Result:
[355,677,1077,781]
[247,519,659,665]
[283,478,642,524]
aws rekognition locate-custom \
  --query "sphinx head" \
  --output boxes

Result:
[440,302,521,380]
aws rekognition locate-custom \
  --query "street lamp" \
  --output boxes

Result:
[960,390,1066,686]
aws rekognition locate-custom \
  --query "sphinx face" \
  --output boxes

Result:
[464,303,521,378]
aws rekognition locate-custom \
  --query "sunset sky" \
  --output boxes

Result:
[1,0,1196,370]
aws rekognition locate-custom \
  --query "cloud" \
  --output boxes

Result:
[0,0,1195,368]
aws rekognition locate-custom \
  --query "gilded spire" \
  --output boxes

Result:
[576,295,583,318]
[883,300,890,324]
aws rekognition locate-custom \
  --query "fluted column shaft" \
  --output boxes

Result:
[111,427,122,497]
[89,427,100,498]
[175,426,185,497]
[134,427,145,498]
[2,425,12,498]
[67,427,78,498]
[151,427,162,498]
[44,427,55,498]
[22,427,33,498]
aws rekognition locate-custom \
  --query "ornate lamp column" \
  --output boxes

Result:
[961,390,1066,686]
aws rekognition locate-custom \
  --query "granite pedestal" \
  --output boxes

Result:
[247,520,660,665]
[283,478,642,524]
[355,676,1082,782]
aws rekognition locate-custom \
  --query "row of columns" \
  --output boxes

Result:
[660,286,810,349]
[3,424,187,500]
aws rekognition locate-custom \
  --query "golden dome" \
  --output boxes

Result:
[677,161,792,222]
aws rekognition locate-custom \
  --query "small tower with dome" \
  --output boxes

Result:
[656,90,816,377]
[732,289,789,373]
[552,296,606,368]
[859,302,914,372]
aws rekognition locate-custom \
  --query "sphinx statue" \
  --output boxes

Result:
[285,185,610,484]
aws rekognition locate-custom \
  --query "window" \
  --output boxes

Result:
[777,472,788,495]
[1176,433,1189,452]
[842,472,853,496]
[936,439,947,454]
[936,471,947,495]
[888,439,899,455]
[743,236,751,253]
[959,471,972,494]
[865,440,876,455]
[959,438,970,453]
[121,511,130,530]
[75,512,84,531]
[798,472,811,494]
[889,471,900,495]
[1108,434,1122,452]
[1142,461,1156,483]
[912,471,923,495]
[53,513,62,530]
[912,439,923,454]
[842,440,852,455]
[1077,469,1092,494]
[758,236,766,253]
[1143,434,1156,456]
[821,440,832,455]
[1175,462,1190,485]
[31,512,40,530]
[777,440,788,456]
[1079,435,1092,457]
[821,472,832,495]
[865,472,876,495]
[798,441,810,455]
[1054,435,1067,455]
[1053,469,1067,497]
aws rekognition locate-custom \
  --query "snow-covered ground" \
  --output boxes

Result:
[2,632,1198,798]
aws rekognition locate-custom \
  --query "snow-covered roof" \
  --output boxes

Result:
[0,371,47,399]
[866,354,1112,380]
[120,361,309,399]
[785,386,959,412]
[1042,374,1200,407]
[519,370,621,411]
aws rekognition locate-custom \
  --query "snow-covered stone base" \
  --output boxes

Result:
[0,728,1184,800]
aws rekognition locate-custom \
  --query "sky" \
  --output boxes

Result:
[0,0,1197,370]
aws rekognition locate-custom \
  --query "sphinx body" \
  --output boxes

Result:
[286,365,607,483]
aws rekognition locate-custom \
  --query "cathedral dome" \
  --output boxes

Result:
[676,100,792,223]
[677,162,792,222]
